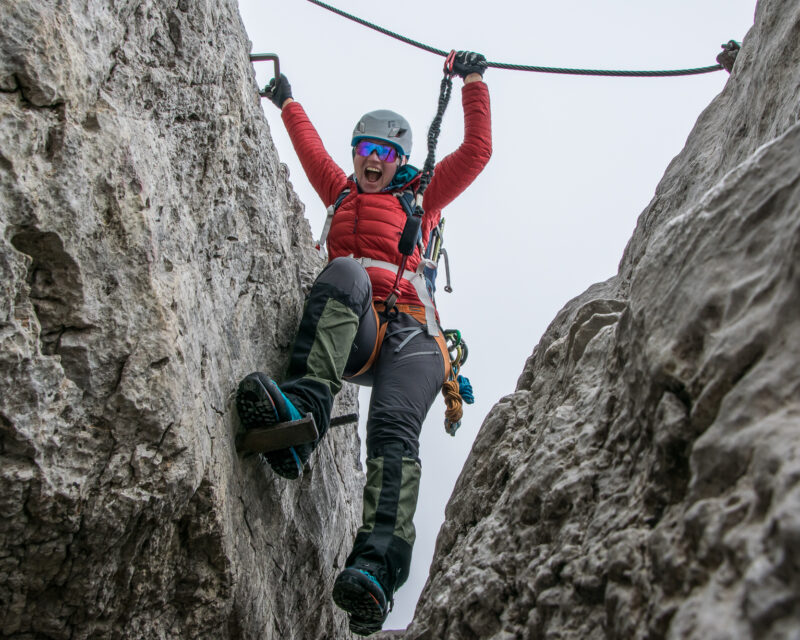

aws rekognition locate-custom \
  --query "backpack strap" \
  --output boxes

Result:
[316,188,350,258]
[317,187,419,258]
[394,188,425,253]
[394,188,416,217]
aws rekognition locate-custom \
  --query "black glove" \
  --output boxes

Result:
[453,51,488,78]
[265,73,293,108]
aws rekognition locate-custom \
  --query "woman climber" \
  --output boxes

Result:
[236,50,491,636]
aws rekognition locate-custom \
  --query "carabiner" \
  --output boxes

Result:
[443,50,457,77]
[444,329,462,346]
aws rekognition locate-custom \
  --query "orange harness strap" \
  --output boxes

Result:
[345,302,452,381]
[343,302,462,429]
[345,304,386,381]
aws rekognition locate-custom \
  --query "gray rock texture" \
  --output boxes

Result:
[397,0,800,638]
[0,1,362,638]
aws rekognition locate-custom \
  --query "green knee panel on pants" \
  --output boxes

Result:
[358,455,421,546]
[303,298,360,396]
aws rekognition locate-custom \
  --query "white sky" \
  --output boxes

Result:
[237,0,757,629]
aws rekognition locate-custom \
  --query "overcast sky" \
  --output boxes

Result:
[237,0,757,628]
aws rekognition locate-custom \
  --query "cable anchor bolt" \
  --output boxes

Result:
[716,40,740,73]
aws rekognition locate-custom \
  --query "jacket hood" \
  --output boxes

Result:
[388,164,420,190]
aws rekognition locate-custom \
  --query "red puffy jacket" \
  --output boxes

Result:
[282,81,492,306]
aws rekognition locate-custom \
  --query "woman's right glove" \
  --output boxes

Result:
[265,73,293,108]
[453,51,488,78]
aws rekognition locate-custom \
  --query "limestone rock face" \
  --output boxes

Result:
[0,1,361,638]
[400,0,800,638]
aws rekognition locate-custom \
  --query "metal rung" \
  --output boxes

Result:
[249,53,280,97]
[236,413,318,453]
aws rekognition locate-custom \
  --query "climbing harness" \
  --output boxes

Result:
[358,257,439,338]
[304,0,740,76]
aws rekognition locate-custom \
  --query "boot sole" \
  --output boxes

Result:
[236,375,303,479]
[349,615,383,636]
[332,573,386,623]
[236,376,278,430]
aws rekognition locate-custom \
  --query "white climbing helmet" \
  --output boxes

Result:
[351,109,412,158]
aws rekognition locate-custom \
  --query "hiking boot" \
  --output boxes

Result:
[332,568,389,636]
[235,372,312,479]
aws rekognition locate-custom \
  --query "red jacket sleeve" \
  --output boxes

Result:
[281,101,349,207]
[422,81,492,214]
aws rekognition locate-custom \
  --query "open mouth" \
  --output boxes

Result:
[364,167,383,183]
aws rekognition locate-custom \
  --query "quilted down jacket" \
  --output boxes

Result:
[281,81,492,306]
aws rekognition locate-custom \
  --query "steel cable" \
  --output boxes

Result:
[306,0,724,77]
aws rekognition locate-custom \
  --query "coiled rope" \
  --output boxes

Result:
[306,0,726,77]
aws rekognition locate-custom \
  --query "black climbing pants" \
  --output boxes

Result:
[280,257,446,595]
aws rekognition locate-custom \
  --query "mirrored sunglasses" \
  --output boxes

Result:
[354,140,400,162]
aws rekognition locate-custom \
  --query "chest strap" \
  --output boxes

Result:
[355,256,439,337]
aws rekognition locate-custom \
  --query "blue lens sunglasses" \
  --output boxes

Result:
[354,140,400,162]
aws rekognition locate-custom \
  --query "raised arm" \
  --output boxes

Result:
[422,57,492,214]
[265,74,348,206]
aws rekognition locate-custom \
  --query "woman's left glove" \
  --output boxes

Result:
[265,74,293,109]
[453,51,488,78]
